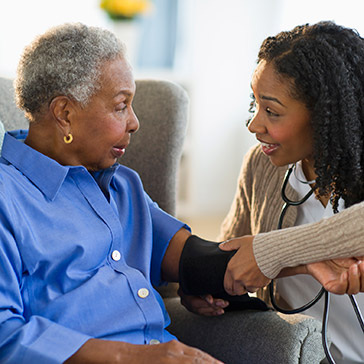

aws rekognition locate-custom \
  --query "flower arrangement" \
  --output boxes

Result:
[100,0,152,21]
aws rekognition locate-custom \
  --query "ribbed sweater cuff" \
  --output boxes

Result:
[253,202,364,278]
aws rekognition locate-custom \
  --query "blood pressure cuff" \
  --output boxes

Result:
[179,235,269,311]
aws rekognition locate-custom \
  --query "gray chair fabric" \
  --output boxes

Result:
[120,79,189,215]
[166,297,325,364]
[0,75,326,364]
[0,77,28,130]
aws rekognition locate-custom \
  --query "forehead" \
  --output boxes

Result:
[252,60,293,97]
[98,57,136,96]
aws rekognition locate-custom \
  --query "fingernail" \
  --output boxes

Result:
[216,300,228,308]
[353,264,359,274]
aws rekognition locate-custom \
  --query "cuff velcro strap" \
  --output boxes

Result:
[179,235,269,311]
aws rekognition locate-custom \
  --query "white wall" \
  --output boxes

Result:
[175,0,282,217]
[0,0,114,78]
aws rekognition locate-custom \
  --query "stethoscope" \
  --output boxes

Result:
[269,165,364,364]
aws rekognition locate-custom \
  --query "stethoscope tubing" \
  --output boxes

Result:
[269,165,364,364]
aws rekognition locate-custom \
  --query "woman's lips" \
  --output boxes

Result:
[260,141,280,155]
[112,146,126,158]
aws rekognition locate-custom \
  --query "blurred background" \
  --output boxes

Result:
[1,0,364,238]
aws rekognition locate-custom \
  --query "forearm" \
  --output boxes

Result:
[65,339,131,363]
[253,200,364,279]
[66,337,223,364]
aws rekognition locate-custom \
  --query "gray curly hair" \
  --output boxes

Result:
[15,22,126,121]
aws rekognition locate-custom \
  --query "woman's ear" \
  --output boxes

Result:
[49,96,75,131]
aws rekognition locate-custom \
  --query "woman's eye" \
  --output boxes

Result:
[116,104,127,112]
[266,107,279,117]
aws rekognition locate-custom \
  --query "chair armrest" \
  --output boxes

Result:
[165,297,325,364]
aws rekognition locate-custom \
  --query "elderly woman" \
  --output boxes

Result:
[0,23,224,364]
[0,22,360,364]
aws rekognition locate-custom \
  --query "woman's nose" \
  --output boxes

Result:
[128,108,140,134]
[248,114,266,134]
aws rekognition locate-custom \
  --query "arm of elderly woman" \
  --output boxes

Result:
[65,338,220,364]
[66,229,222,364]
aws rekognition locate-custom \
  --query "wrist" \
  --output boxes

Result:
[278,264,308,278]
[65,338,129,363]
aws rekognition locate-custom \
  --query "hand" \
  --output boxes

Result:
[219,235,271,295]
[307,257,364,295]
[66,338,223,363]
[178,287,229,316]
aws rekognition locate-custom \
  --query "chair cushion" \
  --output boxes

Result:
[165,297,325,364]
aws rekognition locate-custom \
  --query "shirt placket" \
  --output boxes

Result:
[71,168,165,344]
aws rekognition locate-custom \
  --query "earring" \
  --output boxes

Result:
[64,133,73,144]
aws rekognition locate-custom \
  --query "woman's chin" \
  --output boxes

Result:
[268,156,293,168]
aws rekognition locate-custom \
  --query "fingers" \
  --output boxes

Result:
[176,341,224,363]
[223,270,248,296]
[202,294,229,309]
[326,270,348,295]
[178,289,229,316]
[157,340,224,363]
[346,262,361,294]
[347,260,364,294]
[219,235,254,252]
[219,239,240,251]
[198,295,229,316]
[359,261,364,292]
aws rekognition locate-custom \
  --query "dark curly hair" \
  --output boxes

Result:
[257,21,364,212]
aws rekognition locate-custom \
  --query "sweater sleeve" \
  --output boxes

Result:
[253,200,364,278]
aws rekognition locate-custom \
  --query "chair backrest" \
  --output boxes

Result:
[0,76,189,216]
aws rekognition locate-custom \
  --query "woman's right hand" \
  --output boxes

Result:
[219,236,271,295]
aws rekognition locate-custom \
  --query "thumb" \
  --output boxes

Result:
[219,239,241,251]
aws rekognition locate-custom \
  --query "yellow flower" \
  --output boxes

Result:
[100,0,152,20]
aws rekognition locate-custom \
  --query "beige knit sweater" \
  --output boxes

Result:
[219,144,364,279]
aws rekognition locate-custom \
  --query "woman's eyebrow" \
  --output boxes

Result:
[261,95,286,107]
[113,90,134,98]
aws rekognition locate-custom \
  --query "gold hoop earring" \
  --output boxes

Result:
[64,133,73,144]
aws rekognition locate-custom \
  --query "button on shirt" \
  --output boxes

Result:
[0,130,187,363]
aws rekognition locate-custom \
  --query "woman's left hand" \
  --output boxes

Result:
[177,287,229,316]
[307,257,364,295]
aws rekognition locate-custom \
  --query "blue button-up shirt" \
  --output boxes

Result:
[0,130,187,363]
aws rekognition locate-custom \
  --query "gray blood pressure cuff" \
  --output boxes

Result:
[179,235,269,311]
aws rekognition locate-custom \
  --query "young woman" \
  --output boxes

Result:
[218,21,364,363]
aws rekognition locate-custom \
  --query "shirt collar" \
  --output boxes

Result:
[1,130,71,201]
